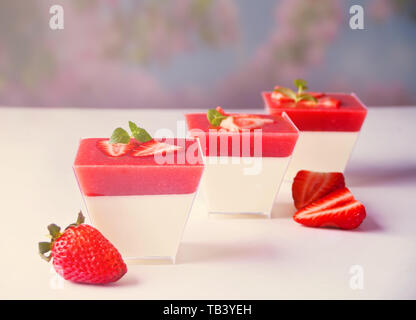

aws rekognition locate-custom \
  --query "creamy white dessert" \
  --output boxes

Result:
[284,131,359,182]
[202,157,291,217]
[83,193,196,262]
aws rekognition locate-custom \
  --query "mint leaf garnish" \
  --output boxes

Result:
[109,127,131,144]
[107,121,153,144]
[294,79,308,94]
[129,121,152,143]
[298,93,317,103]
[275,79,317,105]
[207,108,227,127]
[274,87,297,101]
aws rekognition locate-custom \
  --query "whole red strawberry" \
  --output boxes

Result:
[39,212,127,284]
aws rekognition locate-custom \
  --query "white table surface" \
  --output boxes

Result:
[1,106,415,300]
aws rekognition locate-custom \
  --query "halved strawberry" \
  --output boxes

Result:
[219,116,240,132]
[234,116,274,129]
[216,106,228,116]
[293,188,366,230]
[220,115,274,132]
[131,139,182,157]
[317,96,340,108]
[96,140,135,157]
[292,170,346,209]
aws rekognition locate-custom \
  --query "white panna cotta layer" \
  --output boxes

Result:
[83,193,196,263]
[202,156,291,217]
[284,131,359,182]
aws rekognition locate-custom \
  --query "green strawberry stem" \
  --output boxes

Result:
[65,211,85,230]
[38,242,53,262]
[47,224,61,238]
[38,211,85,262]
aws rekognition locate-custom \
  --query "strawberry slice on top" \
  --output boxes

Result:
[216,106,228,116]
[233,115,274,130]
[131,139,182,157]
[220,115,274,132]
[208,107,274,132]
[218,116,240,132]
[97,140,136,157]
[317,96,341,108]
[292,170,346,210]
[293,187,366,230]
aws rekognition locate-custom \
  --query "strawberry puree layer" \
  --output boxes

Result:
[185,113,298,157]
[74,138,204,196]
[262,92,367,132]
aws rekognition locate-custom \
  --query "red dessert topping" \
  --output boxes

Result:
[263,92,367,132]
[186,113,298,157]
[74,138,204,196]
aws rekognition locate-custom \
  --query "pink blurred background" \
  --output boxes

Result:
[0,0,415,109]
